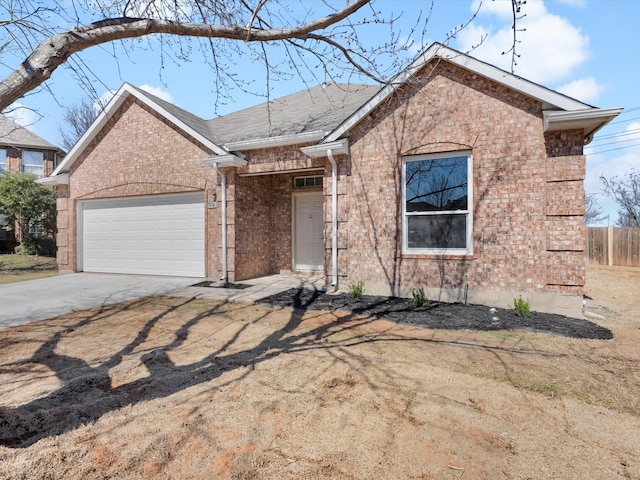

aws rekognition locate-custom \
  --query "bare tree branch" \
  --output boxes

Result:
[601,170,640,227]
[0,0,371,110]
[584,194,606,225]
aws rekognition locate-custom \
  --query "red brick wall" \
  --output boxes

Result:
[230,169,323,281]
[341,61,586,298]
[57,97,222,275]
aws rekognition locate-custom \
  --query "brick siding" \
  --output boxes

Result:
[57,59,587,312]
[340,61,586,298]
[56,97,222,276]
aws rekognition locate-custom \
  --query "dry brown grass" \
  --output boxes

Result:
[0,264,638,479]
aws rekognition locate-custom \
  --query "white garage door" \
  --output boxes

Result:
[79,192,205,277]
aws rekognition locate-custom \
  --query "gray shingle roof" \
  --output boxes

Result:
[0,114,59,150]
[206,83,379,145]
[131,82,379,147]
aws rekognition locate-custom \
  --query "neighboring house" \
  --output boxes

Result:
[0,115,62,252]
[41,43,622,316]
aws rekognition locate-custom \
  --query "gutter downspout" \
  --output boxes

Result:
[327,149,338,287]
[213,164,227,282]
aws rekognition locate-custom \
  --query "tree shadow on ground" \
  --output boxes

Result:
[0,287,609,449]
[0,289,368,448]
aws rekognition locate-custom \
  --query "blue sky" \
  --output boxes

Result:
[2,0,638,225]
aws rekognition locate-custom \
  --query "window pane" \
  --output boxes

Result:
[0,149,6,174]
[23,151,44,166]
[407,214,467,249]
[406,156,468,212]
[22,151,44,177]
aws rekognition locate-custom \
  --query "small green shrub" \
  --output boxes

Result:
[347,280,365,299]
[411,287,429,308]
[513,296,531,318]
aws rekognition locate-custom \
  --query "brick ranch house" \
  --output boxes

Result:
[41,43,621,316]
[1,114,62,252]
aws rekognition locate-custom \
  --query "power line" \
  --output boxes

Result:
[589,136,640,148]
[586,142,640,156]
[591,127,640,142]
[607,115,640,126]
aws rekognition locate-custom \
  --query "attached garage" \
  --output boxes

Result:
[78,192,205,277]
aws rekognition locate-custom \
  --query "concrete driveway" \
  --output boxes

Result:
[0,273,200,329]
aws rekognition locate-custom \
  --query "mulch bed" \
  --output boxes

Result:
[257,288,613,340]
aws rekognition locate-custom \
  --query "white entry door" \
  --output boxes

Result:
[294,193,324,271]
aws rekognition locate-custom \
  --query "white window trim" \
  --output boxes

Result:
[402,151,473,255]
[22,150,44,177]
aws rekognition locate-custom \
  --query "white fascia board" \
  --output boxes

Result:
[203,154,248,168]
[223,130,327,152]
[325,43,594,143]
[543,107,623,134]
[238,167,324,177]
[51,83,228,176]
[300,139,349,158]
[36,173,69,185]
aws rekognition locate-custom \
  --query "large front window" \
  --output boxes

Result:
[22,150,44,177]
[402,151,473,254]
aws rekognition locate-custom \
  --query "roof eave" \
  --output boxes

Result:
[0,141,63,153]
[300,139,349,158]
[203,154,247,168]
[222,130,328,152]
[36,173,69,185]
[543,107,623,143]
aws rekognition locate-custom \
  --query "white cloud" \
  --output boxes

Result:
[94,85,174,114]
[139,84,174,103]
[557,77,605,104]
[5,103,38,129]
[457,0,589,84]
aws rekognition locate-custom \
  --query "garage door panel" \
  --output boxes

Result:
[80,193,205,277]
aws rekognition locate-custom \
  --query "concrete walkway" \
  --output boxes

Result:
[0,273,325,330]
[168,273,326,303]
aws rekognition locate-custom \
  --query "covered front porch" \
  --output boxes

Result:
[228,170,327,283]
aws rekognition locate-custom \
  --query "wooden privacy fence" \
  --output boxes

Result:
[586,227,640,267]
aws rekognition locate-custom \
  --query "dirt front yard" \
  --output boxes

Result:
[0,265,639,479]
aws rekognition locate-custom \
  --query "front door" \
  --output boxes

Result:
[294,193,324,271]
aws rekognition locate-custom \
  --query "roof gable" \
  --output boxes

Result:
[51,83,231,177]
[324,43,621,143]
